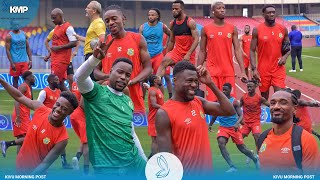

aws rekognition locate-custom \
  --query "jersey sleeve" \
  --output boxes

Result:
[55,127,69,144]
[47,30,54,40]
[94,21,106,37]
[66,26,77,42]
[82,81,101,101]
[301,130,320,172]
[37,90,46,103]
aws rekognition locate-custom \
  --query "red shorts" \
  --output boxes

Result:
[217,126,244,145]
[148,122,156,137]
[12,111,30,137]
[241,121,261,136]
[259,70,286,93]
[151,53,164,74]
[243,56,250,68]
[165,50,195,65]
[206,76,236,102]
[165,66,171,75]
[9,62,29,77]
[51,63,68,82]
[129,83,145,113]
[70,107,87,143]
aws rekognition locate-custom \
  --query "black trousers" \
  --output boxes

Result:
[290,46,303,70]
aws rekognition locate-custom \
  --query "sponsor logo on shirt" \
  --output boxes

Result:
[184,118,191,125]
[32,125,37,130]
[259,143,267,153]
[43,137,50,145]
[41,129,46,133]
[117,47,122,52]
[209,34,214,38]
[281,147,291,154]
[127,48,134,56]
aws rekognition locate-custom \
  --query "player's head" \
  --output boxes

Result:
[246,80,257,94]
[173,60,198,102]
[22,71,35,86]
[149,75,162,87]
[51,91,78,122]
[222,83,232,97]
[148,8,161,23]
[172,0,184,19]
[47,74,59,89]
[291,25,297,31]
[109,58,133,92]
[212,2,225,20]
[51,8,64,25]
[104,5,126,36]
[292,89,301,99]
[262,5,276,25]
[270,90,298,125]
[244,25,250,34]
[85,1,102,18]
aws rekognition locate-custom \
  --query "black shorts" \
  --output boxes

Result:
[67,62,74,75]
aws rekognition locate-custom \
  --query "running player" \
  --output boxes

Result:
[198,1,247,101]
[74,39,147,176]
[250,5,290,100]
[209,83,259,173]
[5,28,32,88]
[156,0,199,77]
[147,75,164,158]
[46,8,77,91]
[240,80,269,146]
[0,77,78,174]
[240,25,252,77]
[94,5,152,114]
[156,60,236,175]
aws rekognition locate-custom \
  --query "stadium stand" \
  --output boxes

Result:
[282,15,320,31]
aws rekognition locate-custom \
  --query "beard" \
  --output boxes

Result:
[271,117,284,124]
[266,19,275,24]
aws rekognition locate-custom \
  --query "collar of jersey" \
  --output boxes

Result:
[107,85,123,96]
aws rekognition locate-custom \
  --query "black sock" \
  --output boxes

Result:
[61,154,67,165]
[169,93,172,98]
[76,152,82,160]
[84,165,89,175]
[5,141,16,147]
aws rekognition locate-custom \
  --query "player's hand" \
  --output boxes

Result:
[44,53,51,62]
[128,79,137,86]
[183,54,191,61]
[240,72,248,83]
[11,63,16,72]
[14,117,21,127]
[73,34,80,40]
[196,65,212,85]
[252,69,261,85]
[278,57,286,66]
[93,38,114,60]
[51,46,61,52]
[28,61,32,69]
[143,82,150,89]
[233,122,240,131]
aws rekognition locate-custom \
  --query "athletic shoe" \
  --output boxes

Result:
[254,154,260,170]
[246,150,254,165]
[1,141,7,158]
[62,163,73,169]
[226,167,238,173]
[72,157,79,170]
[300,69,303,72]
[289,70,296,72]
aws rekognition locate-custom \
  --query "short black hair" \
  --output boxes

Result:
[173,0,184,9]
[291,25,297,30]
[247,79,257,85]
[22,71,33,80]
[292,89,301,99]
[262,4,276,13]
[148,75,158,87]
[112,57,133,68]
[173,60,196,76]
[105,5,124,17]
[282,88,299,105]
[150,8,161,21]
[60,91,79,110]
[47,74,57,83]
[245,24,250,28]
[223,82,232,90]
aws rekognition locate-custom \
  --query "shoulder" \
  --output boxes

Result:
[34,105,51,116]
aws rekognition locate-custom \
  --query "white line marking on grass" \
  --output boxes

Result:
[286,86,319,103]
[236,83,246,93]
[302,55,320,59]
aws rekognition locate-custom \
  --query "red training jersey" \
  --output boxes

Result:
[257,23,286,75]
[12,82,32,137]
[71,81,81,102]
[161,97,212,174]
[43,87,61,108]
[51,22,73,65]
[242,93,262,123]
[101,32,145,112]
[296,106,312,133]
[147,87,164,123]
[204,22,235,77]
[241,34,252,56]
[16,106,68,174]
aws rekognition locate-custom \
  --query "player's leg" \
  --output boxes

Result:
[156,52,175,77]
[15,135,25,154]
[1,137,24,157]
[259,75,272,100]
[67,62,74,91]
[290,46,297,71]
[297,46,303,71]
[241,123,250,139]
[83,143,89,175]
[252,122,262,147]
[164,68,173,98]
[253,133,260,147]
[217,127,236,171]
[61,149,72,169]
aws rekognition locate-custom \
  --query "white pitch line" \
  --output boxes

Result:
[285,86,319,102]
[236,83,246,93]
[302,55,320,59]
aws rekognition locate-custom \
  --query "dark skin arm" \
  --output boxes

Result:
[233,100,243,131]
[250,27,260,82]
[14,84,27,127]
[0,78,42,111]
[197,28,207,66]
[261,97,270,107]
[155,109,172,152]
[32,140,68,174]
[129,35,152,85]
[25,35,32,69]
[5,34,15,71]
[93,62,109,81]
[208,116,217,132]
[44,38,51,62]
[183,19,199,61]
[298,99,320,107]
[167,22,175,52]
[233,26,247,82]
[163,24,171,50]
[149,90,162,109]
[51,41,77,52]
[278,28,291,65]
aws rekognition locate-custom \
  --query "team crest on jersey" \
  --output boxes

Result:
[259,143,267,153]
[200,111,205,119]
[279,33,283,38]
[43,137,50,145]
[127,48,134,56]
[227,33,232,38]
